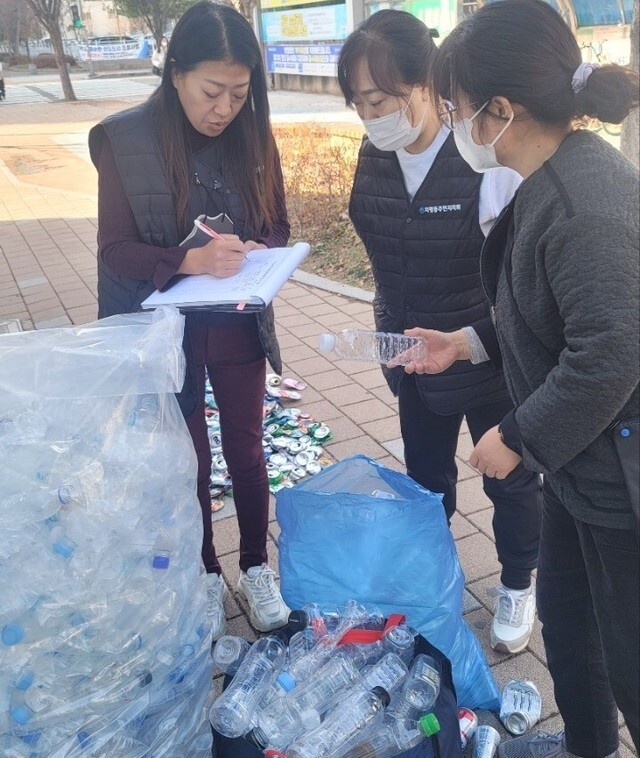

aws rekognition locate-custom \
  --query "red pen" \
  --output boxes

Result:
[194,219,247,310]
[194,217,225,240]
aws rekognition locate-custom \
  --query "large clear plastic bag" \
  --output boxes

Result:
[277,455,501,712]
[0,307,214,757]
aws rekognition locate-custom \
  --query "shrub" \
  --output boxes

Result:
[273,122,373,288]
[34,53,76,69]
[271,122,371,288]
[4,54,30,66]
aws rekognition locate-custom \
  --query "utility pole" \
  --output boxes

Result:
[71,1,96,78]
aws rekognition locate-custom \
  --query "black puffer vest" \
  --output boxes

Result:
[349,134,510,415]
[88,101,282,377]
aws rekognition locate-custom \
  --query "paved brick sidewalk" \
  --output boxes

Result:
[0,102,635,754]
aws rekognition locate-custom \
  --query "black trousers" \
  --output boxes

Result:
[537,482,639,756]
[398,375,541,589]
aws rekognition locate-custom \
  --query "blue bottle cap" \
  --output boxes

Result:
[169,667,186,684]
[276,671,296,692]
[180,643,195,660]
[2,623,25,645]
[16,671,35,690]
[52,539,75,559]
[20,730,41,745]
[77,730,91,748]
[69,612,86,627]
[152,554,170,569]
[11,705,33,725]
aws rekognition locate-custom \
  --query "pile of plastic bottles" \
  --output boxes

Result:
[209,599,443,758]
[0,309,214,757]
[206,376,333,497]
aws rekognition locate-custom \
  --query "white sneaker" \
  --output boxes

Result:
[237,563,290,633]
[491,584,535,654]
[206,573,227,642]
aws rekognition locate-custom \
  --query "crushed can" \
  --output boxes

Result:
[500,679,542,735]
[458,707,479,749]
[472,725,500,758]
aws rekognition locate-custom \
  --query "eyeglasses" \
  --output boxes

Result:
[437,100,487,130]
[437,100,457,131]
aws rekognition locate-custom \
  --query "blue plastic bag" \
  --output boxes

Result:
[277,455,501,711]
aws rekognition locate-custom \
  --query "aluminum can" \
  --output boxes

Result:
[500,679,542,735]
[458,707,478,749]
[472,725,500,758]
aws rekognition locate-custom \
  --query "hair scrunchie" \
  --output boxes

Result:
[571,61,601,94]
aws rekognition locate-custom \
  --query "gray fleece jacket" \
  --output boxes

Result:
[483,130,639,530]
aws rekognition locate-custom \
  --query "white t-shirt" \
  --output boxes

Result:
[396,126,522,237]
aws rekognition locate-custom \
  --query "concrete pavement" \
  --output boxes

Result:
[0,86,635,753]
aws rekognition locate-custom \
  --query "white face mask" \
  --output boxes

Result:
[362,88,425,152]
[451,101,513,173]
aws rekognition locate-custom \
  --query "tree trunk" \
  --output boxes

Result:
[48,20,76,102]
[620,0,639,165]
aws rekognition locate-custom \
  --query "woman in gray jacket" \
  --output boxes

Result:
[402,0,639,755]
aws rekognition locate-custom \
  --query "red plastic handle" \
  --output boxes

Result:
[337,613,406,646]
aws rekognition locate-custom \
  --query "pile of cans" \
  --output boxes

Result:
[458,679,542,756]
[205,374,333,499]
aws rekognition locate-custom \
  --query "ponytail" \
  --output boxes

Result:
[573,65,639,124]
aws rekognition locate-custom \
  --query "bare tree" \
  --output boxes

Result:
[620,0,639,166]
[230,0,257,24]
[112,0,191,46]
[22,0,76,99]
[0,0,41,56]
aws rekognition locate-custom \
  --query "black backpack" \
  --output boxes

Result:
[212,630,462,758]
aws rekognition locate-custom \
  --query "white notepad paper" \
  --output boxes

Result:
[141,242,310,312]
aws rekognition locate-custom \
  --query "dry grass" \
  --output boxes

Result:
[273,123,374,290]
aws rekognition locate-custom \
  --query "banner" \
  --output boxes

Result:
[403,0,457,37]
[262,0,322,9]
[261,4,348,43]
[265,43,342,76]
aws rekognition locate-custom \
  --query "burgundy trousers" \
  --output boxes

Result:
[184,317,269,574]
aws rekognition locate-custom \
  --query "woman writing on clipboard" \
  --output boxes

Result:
[89,1,291,640]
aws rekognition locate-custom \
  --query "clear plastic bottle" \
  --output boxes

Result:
[249,652,361,749]
[387,654,441,721]
[287,628,318,666]
[285,686,391,758]
[126,395,161,433]
[381,625,417,666]
[1,613,60,648]
[213,635,251,677]
[56,460,104,508]
[318,330,428,366]
[358,653,408,695]
[208,636,287,738]
[0,475,61,529]
[342,713,441,757]
[286,600,369,686]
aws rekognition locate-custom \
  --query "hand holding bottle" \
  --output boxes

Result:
[392,328,471,374]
